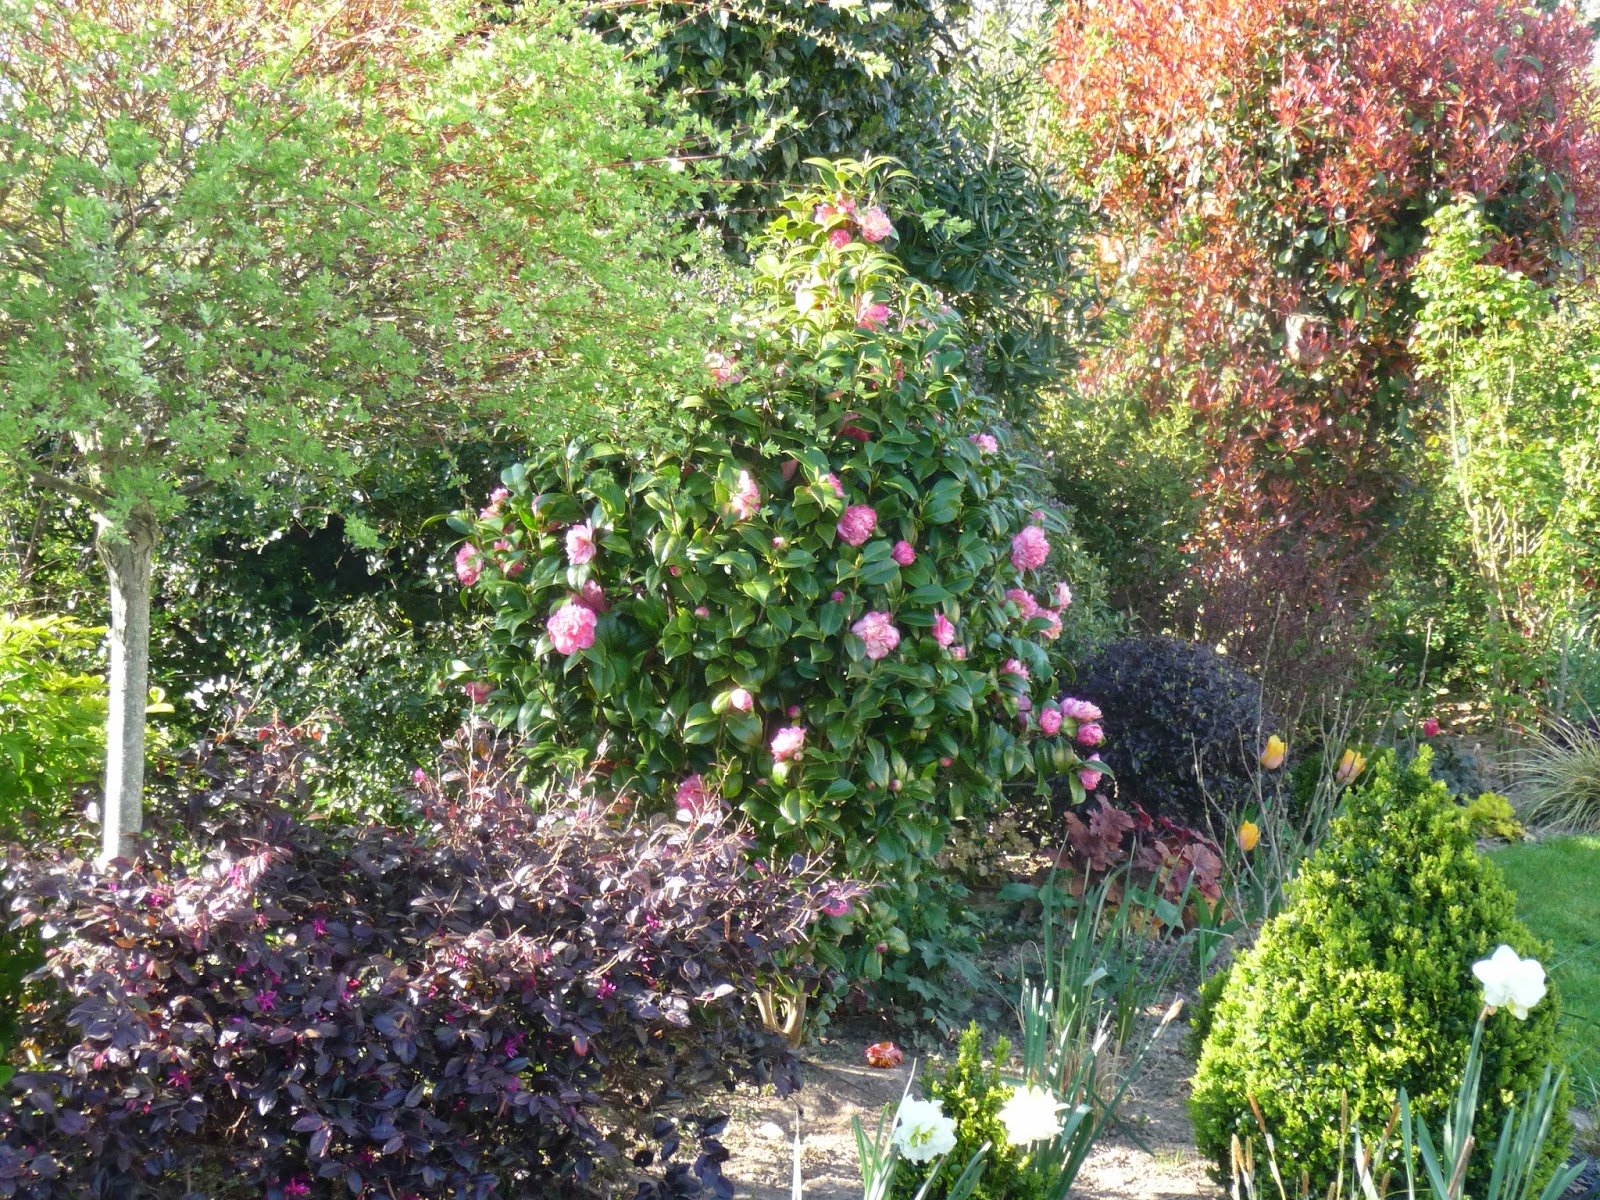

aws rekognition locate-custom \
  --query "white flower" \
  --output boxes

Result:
[997,1084,1069,1146]
[891,1096,958,1163]
[1472,945,1547,1019]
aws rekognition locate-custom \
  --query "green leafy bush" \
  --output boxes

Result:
[455,160,1097,884]
[894,1023,1045,1200]
[1191,748,1570,1194]
[1464,793,1525,843]
[0,615,105,833]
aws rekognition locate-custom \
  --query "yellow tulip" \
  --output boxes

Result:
[1259,735,1287,771]
[1238,820,1261,852]
[1335,748,1367,784]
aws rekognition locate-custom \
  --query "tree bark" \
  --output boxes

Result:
[95,504,159,865]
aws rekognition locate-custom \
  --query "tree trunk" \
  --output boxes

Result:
[96,505,159,865]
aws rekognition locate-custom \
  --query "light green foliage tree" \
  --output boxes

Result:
[0,616,105,836]
[1410,199,1600,715]
[0,0,711,859]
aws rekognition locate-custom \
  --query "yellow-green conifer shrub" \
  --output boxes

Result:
[1190,749,1568,1194]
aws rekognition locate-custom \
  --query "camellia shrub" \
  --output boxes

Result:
[453,160,1101,882]
[1190,748,1569,1194]
[0,718,840,1198]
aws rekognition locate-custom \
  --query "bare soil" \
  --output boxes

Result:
[719,1028,1222,1200]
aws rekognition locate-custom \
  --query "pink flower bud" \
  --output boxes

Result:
[729,688,755,712]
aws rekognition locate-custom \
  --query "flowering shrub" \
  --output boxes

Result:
[453,160,1092,881]
[1191,749,1569,1194]
[0,719,838,1198]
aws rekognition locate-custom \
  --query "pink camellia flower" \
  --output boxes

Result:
[479,487,511,519]
[852,611,901,661]
[576,579,610,613]
[1001,658,1030,682]
[1422,717,1440,737]
[856,300,891,330]
[1005,588,1040,620]
[412,767,427,786]
[932,612,957,646]
[829,227,853,249]
[771,726,807,762]
[831,590,846,602]
[1054,581,1074,608]
[706,351,742,386]
[951,645,967,661]
[548,600,598,656]
[1011,525,1051,571]
[1039,608,1062,641]
[462,680,493,704]
[1077,722,1105,747]
[858,205,895,243]
[492,539,526,578]
[694,605,710,618]
[787,705,802,718]
[939,756,953,767]
[566,523,597,566]
[1039,708,1063,735]
[729,470,761,520]
[675,775,717,824]
[824,473,846,498]
[455,543,482,587]
[1079,755,1105,791]
[1060,697,1103,721]
[968,432,999,454]
[836,504,878,546]
[821,892,852,917]
[891,540,916,566]
[729,688,755,712]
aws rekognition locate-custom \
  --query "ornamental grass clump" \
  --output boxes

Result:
[1190,748,1570,1196]
[453,159,1095,883]
[0,718,841,1198]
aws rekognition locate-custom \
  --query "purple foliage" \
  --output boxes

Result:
[0,720,848,1198]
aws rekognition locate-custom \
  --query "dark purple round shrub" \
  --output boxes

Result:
[0,719,846,1198]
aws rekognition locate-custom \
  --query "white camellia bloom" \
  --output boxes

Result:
[891,1096,958,1163]
[1472,945,1548,1019]
[997,1084,1071,1146]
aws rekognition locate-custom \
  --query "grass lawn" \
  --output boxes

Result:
[1490,835,1600,1081]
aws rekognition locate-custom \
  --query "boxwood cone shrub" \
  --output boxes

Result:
[0,718,841,1198]
[1073,636,1271,828]
[454,160,1101,893]
[1190,748,1570,1194]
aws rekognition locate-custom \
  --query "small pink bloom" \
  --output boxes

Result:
[829,227,853,249]
[1079,755,1104,791]
[462,680,493,704]
[706,351,742,386]
[968,432,999,455]
[1039,608,1062,641]
[412,767,427,786]
[548,600,598,655]
[856,300,891,330]
[932,612,956,646]
[566,523,597,566]
[1001,658,1030,681]
[1005,589,1040,620]
[576,579,610,613]
[831,590,846,602]
[836,505,878,546]
[1060,697,1102,721]
[939,756,953,767]
[821,893,852,917]
[675,775,718,824]
[670,564,681,576]
[824,473,846,498]
[787,705,802,718]
[729,470,761,520]
[1054,581,1074,608]
[889,778,902,792]
[838,414,873,442]
[772,536,785,548]
[1422,717,1440,737]
[771,726,807,762]
[729,688,755,712]
[455,543,482,587]
[478,487,511,519]
[951,645,967,661]
[1017,694,1033,713]
[694,605,710,618]
[1076,722,1105,747]
[1011,525,1050,571]
[1039,708,1062,735]
[858,205,895,243]
[891,540,916,566]
[852,611,901,661]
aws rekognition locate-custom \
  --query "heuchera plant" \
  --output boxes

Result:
[452,159,1099,881]
[0,719,842,1198]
